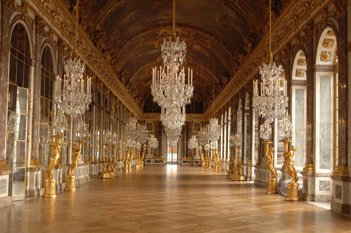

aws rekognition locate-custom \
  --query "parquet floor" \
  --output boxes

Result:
[1,165,351,233]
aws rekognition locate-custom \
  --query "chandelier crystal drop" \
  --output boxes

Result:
[160,107,186,130]
[206,117,220,142]
[54,57,92,117]
[53,108,68,133]
[148,134,159,149]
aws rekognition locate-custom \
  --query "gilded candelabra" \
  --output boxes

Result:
[226,145,235,179]
[110,144,118,177]
[125,148,133,174]
[232,145,245,181]
[282,138,299,201]
[44,133,63,198]
[65,139,83,191]
[212,149,221,174]
[263,140,277,194]
[101,144,112,179]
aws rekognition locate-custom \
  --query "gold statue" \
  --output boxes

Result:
[284,145,298,183]
[67,140,83,177]
[65,139,83,191]
[213,149,221,174]
[200,152,205,168]
[263,140,277,194]
[282,138,299,201]
[226,147,235,179]
[44,133,63,198]
[125,148,133,173]
[265,144,277,178]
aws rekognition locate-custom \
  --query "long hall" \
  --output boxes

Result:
[1,165,350,233]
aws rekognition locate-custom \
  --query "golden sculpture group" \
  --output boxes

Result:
[65,139,83,191]
[227,144,245,181]
[101,143,118,179]
[43,133,63,198]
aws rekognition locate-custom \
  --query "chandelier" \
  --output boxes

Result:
[206,117,220,142]
[54,0,91,117]
[148,134,159,149]
[53,108,68,133]
[252,0,288,127]
[188,135,198,150]
[160,106,186,130]
[55,57,92,117]
[151,0,194,143]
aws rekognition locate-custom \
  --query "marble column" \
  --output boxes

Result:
[331,0,351,216]
[302,22,316,201]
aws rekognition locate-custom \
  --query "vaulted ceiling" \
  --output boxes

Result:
[78,0,278,113]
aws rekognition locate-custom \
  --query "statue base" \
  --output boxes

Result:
[268,177,277,194]
[65,175,76,191]
[43,179,56,198]
[232,175,245,181]
[101,172,112,179]
[286,182,299,201]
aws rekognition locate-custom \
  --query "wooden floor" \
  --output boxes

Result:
[1,165,351,233]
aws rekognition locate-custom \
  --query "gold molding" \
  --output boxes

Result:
[204,0,332,118]
[24,0,143,119]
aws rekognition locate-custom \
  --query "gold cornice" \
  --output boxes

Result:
[142,113,205,122]
[204,0,332,119]
[25,0,143,119]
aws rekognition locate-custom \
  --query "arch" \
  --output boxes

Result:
[314,27,337,173]
[40,42,57,75]
[10,20,33,59]
[292,50,307,80]
[316,27,337,65]
[7,22,32,199]
[40,45,55,123]
[291,49,307,169]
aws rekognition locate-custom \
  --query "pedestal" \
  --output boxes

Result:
[268,177,277,194]
[232,175,245,181]
[286,182,299,201]
[101,172,112,179]
[65,175,76,191]
[43,179,56,198]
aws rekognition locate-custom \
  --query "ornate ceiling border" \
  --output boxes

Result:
[204,0,332,119]
[25,0,143,118]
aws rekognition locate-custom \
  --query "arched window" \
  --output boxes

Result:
[291,50,307,169]
[7,23,31,199]
[315,28,337,172]
[40,46,54,123]
[39,46,55,166]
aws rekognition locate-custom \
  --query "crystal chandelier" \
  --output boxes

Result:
[55,58,92,117]
[188,135,198,150]
[160,106,186,130]
[75,115,90,139]
[206,117,220,142]
[54,0,91,117]
[151,0,194,142]
[252,0,288,125]
[148,134,159,149]
[151,0,194,110]
[53,108,68,133]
